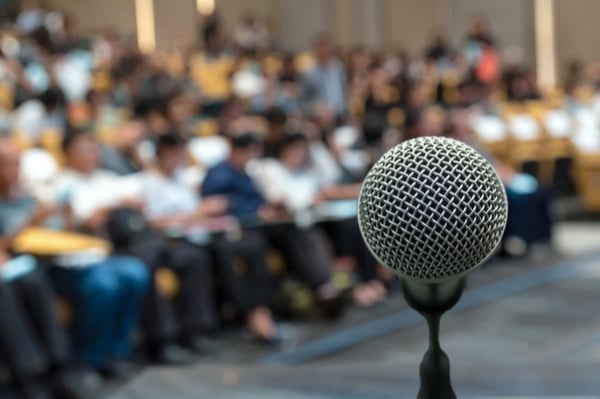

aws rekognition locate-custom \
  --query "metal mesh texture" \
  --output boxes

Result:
[358,137,508,281]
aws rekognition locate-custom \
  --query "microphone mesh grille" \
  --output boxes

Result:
[358,137,508,281]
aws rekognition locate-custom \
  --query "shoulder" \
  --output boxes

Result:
[0,193,37,214]
[206,161,231,177]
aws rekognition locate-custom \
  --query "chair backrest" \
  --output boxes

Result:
[470,114,507,142]
[573,108,600,152]
[20,148,60,202]
[332,125,359,150]
[508,114,541,141]
[544,110,572,138]
[188,136,230,168]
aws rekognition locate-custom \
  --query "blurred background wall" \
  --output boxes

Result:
[35,0,597,77]
[46,0,137,36]
[554,0,600,70]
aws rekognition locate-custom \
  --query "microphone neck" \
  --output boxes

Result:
[402,278,465,315]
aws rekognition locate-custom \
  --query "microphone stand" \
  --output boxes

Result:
[402,278,466,399]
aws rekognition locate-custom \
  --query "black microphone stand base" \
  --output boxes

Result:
[401,278,466,399]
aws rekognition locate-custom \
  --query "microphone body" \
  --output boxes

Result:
[357,137,508,398]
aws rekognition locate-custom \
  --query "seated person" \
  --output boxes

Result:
[495,163,553,256]
[140,132,279,343]
[0,252,92,399]
[0,137,149,379]
[57,128,216,363]
[202,133,346,318]
[447,108,553,257]
[100,118,147,176]
[255,133,386,307]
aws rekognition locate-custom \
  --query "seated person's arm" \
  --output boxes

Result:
[493,162,516,185]
[148,196,229,229]
[80,197,145,231]
[71,188,144,232]
[0,203,56,250]
[257,202,292,223]
[319,183,362,201]
[81,206,113,231]
[0,249,8,266]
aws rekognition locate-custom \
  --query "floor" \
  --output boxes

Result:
[108,221,600,398]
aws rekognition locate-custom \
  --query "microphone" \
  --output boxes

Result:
[358,136,507,399]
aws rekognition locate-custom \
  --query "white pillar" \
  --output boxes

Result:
[135,0,156,52]
[196,0,215,15]
[534,0,557,90]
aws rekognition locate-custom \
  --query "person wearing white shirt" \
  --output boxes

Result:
[0,136,149,379]
[56,129,206,365]
[255,133,387,307]
[143,133,281,344]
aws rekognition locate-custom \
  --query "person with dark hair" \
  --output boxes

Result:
[100,118,147,175]
[426,33,451,62]
[0,136,148,389]
[57,129,212,364]
[136,131,221,352]
[0,258,91,399]
[263,106,288,157]
[255,132,385,307]
[140,132,280,343]
[13,87,67,142]
[362,66,401,146]
[111,55,144,109]
[300,35,347,117]
[202,133,347,318]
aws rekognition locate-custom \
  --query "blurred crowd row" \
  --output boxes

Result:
[0,2,587,399]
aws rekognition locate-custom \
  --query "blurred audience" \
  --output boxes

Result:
[0,3,586,396]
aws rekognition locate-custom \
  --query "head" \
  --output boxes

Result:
[265,107,287,140]
[115,119,146,152]
[416,106,447,137]
[469,15,489,36]
[278,132,310,171]
[229,133,263,169]
[431,32,446,46]
[407,83,431,109]
[242,12,256,26]
[39,88,66,114]
[62,129,100,174]
[21,0,40,11]
[406,106,446,139]
[166,92,195,126]
[351,46,372,71]
[0,138,21,194]
[156,132,187,175]
[311,102,337,132]
[313,35,335,64]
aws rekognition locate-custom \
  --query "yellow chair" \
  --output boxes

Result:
[505,113,543,172]
[195,119,219,137]
[156,268,180,299]
[0,81,14,111]
[39,129,65,167]
[11,132,33,151]
[91,69,113,93]
[55,297,74,326]
[263,53,283,77]
[190,53,234,101]
[294,52,315,73]
[12,227,112,256]
[573,152,600,211]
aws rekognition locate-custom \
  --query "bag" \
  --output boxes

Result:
[105,207,158,249]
